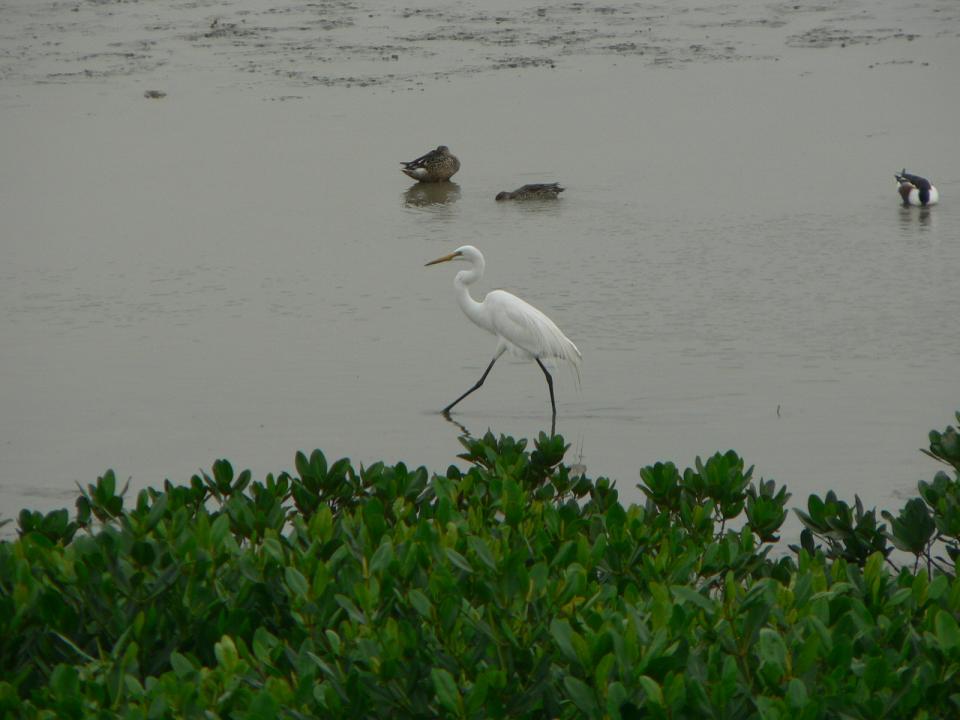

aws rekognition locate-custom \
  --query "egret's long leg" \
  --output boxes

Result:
[443,357,499,414]
[535,358,557,416]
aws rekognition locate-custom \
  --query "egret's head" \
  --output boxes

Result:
[424,249,462,267]
[424,245,481,267]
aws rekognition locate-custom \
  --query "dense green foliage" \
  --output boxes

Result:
[2,414,960,719]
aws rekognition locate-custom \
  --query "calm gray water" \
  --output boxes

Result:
[1,0,958,531]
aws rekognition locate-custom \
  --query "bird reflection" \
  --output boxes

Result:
[441,411,472,438]
[898,205,934,231]
[441,409,557,438]
[403,181,460,208]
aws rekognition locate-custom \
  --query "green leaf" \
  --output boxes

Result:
[408,589,432,618]
[912,570,929,605]
[170,652,194,679]
[887,588,913,608]
[664,673,685,710]
[214,636,239,671]
[758,628,787,667]
[638,675,664,707]
[935,610,960,652]
[550,619,583,666]
[324,629,341,656]
[786,678,808,709]
[210,513,231,549]
[285,567,309,599]
[431,667,462,715]
[467,535,496,570]
[606,681,629,719]
[246,691,280,720]
[335,594,367,624]
[50,664,79,700]
[884,498,935,555]
[369,539,395,574]
[445,547,473,573]
[262,537,285,565]
[254,623,280,655]
[758,628,787,685]
[363,498,386,543]
[99,470,116,499]
[755,695,782,720]
[929,574,950,600]
[465,672,490,715]
[144,492,168,531]
[863,656,887,691]
[563,675,599,715]
[594,653,615,690]
[670,585,716,613]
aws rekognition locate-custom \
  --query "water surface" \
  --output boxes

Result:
[1,0,958,531]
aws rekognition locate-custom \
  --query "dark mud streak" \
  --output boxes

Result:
[0,0,948,89]
[787,27,919,48]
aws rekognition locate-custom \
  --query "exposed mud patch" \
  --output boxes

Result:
[0,0,954,90]
[787,26,919,48]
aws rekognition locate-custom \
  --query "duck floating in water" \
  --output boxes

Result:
[895,169,939,207]
[495,183,565,201]
[401,145,460,183]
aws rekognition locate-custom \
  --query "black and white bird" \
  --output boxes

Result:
[895,169,939,207]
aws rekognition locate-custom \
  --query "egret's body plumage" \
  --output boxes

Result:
[425,245,580,423]
[895,169,939,207]
[401,145,460,183]
[479,290,580,362]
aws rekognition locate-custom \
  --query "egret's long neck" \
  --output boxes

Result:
[454,262,486,328]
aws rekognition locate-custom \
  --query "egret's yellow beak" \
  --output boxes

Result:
[424,250,461,267]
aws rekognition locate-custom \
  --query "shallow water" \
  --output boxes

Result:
[1,0,958,531]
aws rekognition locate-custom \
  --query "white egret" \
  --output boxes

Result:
[424,245,581,420]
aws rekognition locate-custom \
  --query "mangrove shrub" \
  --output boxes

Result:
[2,415,960,718]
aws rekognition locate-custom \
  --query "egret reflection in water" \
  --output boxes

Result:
[403,181,461,208]
[441,412,472,438]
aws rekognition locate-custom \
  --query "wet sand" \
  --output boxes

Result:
[1,0,958,530]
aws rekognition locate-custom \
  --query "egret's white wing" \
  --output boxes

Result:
[484,290,581,367]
